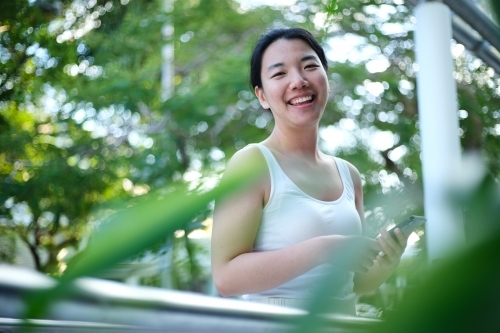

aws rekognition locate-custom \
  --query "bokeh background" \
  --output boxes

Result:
[1,0,499,319]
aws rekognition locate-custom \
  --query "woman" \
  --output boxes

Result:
[211,27,408,315]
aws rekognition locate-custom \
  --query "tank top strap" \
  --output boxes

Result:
[250,144,279,168]
[250,143,271,160]
[248,144,281,199]
[333,157,355,201]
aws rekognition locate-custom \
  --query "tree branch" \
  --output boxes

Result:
[379,144,413,189]
[175,136,190,171]
[34,0,63,15]
[17,233,42,271]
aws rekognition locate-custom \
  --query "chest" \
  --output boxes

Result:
[255,147,362,248]
[274,155,344,202]
[257,192,362,248]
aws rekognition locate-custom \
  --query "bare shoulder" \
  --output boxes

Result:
[224,145,267,175]
[220,145,269,196]
[228,145,265,164]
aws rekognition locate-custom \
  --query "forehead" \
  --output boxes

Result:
[261,38,318,68]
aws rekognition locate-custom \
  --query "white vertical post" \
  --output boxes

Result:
[414,1,465,262]
[161,0,174,101]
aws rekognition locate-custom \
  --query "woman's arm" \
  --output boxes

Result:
[345,162,408,295]
[211,147,379,297]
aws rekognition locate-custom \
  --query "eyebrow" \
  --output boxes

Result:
[266,55,319,72]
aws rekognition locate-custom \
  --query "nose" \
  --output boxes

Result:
[289,70,308,90]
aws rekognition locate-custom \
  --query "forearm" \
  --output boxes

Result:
[213,236,330,297]
[353,259,398,295]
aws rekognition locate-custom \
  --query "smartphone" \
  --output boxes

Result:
[387,215,426,240]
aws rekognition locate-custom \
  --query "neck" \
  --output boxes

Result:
[266,125,320,160]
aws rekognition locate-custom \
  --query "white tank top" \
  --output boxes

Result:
[242,144,362,301]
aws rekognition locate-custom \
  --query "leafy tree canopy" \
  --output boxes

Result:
[1,0,499,281]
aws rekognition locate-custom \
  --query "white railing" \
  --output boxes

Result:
[0,265,380,333]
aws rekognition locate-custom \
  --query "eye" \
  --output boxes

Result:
[305,64,320,69]
[271,72,285,78]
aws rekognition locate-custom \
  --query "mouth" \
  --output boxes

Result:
[288,95,315,106]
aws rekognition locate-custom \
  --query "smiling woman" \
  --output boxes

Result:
[210,27,409,316]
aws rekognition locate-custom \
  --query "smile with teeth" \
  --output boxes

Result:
[289,95,313,105]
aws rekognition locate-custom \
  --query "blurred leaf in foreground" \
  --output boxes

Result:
[489,0,500,25]
[24,159,265,318]
[292,171,499,332]
[371,175,500,333]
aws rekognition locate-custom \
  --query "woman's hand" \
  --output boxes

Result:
[327,235,381,273]
[376,228,409,269]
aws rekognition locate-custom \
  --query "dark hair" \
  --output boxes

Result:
[250,27,328,89]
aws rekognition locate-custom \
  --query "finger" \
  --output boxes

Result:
[364,246,380,259]
[379,228,401,258]
[390,229,407,258]
[376,253,391,267]
[394,228,408,248]
[378,232,397,259]
[355,238,379,260]
[364,238,382,256]
[381,228,399,247]
[354,264,369,273]
[360,257,375,268]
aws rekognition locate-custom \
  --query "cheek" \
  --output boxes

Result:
[318,76,330,96]
[318,74,329,87]
[259,84,279,107]
[263,82,284,98]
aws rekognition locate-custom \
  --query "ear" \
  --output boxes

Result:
[254,86,270,110]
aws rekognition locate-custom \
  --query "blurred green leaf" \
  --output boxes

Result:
[24,159,265,317]
[489,0,500,26]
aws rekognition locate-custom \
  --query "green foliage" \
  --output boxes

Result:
[1,0,499,312]
[25,155,266,318]
[170,233,209,292]
[371,176,500,333]
[489,0,500,26]
[0,2,498,332]
[0,0,138,274]
[0,101,124,273]
[0,0,283,275]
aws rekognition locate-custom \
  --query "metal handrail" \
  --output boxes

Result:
[0,265,381,332]
[405,0,500,75]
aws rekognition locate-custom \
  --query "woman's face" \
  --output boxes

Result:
[255,38,329,129]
